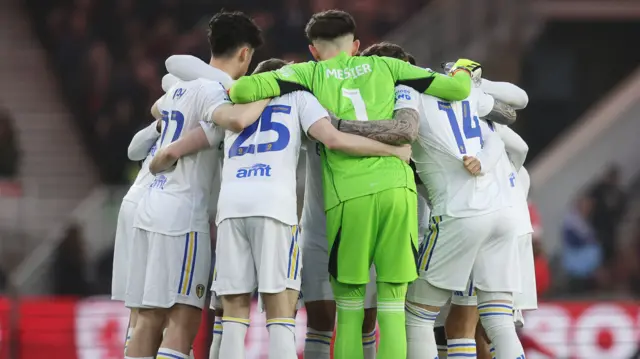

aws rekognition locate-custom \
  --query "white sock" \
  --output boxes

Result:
[405,302,440,359]
[188,348,194,359]
[266,318,297,359]
[362,329,376,359]
[304,329,332,359]
[157,348,188,359]
[219,317,249,359]
[124,327,134,355]
[448,338,476,358]
[209,316,223,359]
[478,302,525,359]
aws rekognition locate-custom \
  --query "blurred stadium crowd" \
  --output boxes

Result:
[0,0,634,304]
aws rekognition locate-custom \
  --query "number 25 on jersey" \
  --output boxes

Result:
[438,100,483,154]
[228,105,291,158]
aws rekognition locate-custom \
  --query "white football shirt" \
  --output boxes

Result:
[123,125,162,204]
[134,78,230,235]
[397,85,508,217]
[300,138,326,242]
[216,91,329,226]
[491,124,533,236]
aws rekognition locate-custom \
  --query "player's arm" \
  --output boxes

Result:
[495,124,528,171]
[149,121,219,174]
[130,97,165,161]
[309,119,411,161]
[328,109,419,145]
[480,79,528,110]
[297,92,410,161]
[472,123,505,175]
[328,85,420,145]
[162,74,179,92]
[229,62,314,103]
[210,100,270,132]
[166,55,232,85]
[128,120,162,161]
[384,57,473,101]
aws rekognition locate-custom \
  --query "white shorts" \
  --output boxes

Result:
[111,200,136,301]
[212,217,301,295]
[417,208,520,292]
[514,233,537,311]
[125,229,211,309]
[300,230,377,308]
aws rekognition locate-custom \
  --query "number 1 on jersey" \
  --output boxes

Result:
[437,101,483,154]
[342,88,368,121]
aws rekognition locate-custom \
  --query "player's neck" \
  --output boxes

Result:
[209,58,236,79]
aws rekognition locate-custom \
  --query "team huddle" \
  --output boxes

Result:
[111,8,535,359]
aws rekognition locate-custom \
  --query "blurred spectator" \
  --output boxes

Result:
[589,165,627,266]
[561,195,602,293]
[95,246,114,295]
[52,224,92,296]
[0,108,20,178]
[533,240,550,297]
[27,0,424,183]
[0,267,6,293]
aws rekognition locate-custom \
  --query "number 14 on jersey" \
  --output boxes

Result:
[438,100,483,154]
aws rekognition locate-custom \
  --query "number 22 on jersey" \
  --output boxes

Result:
[228,105,291,158]
[438,100,483,154]
[159,110,185,147]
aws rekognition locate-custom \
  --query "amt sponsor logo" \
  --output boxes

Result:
[236,163,272,178]
[150,174,167,189]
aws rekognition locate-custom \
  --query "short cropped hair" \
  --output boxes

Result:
[305,10,356,42]
[253,58,289,74]
[407,53,416,65]
[360,42,408,61]
[208,11,263,57]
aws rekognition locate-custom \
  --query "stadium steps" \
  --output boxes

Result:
[0,0,97,241]
[529,65,640,253]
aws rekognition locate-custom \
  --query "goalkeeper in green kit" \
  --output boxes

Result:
[230,10,479,359]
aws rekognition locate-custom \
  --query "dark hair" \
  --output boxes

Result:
[360,42,408,61]
[305,10,356,42]
[253,58,289,74]
[407,53,416,65]
[208,11,263,57]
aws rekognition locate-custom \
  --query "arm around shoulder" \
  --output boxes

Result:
[308,117,410,161]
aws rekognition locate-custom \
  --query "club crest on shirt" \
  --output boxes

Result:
[196,284,205,299]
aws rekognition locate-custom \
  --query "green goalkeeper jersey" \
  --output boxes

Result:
[230,52,471,210]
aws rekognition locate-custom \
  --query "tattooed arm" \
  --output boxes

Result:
[328,108,420,145]
[483,99,517,125]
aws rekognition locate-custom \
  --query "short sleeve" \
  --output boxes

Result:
[200,80,232,123]
[393,85,420,112]
[199,121,223,148]
[296,92,329,135]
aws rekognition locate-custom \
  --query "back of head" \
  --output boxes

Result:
[305,10,358,59]
[208,11,263,57]
[407,53,416,65]
[253,58,289,74]
[305,10,356,43]
[360,42,408,61]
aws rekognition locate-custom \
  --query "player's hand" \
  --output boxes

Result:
[451,59,482,80]
[463,155,482,175]
[394,144,412,163]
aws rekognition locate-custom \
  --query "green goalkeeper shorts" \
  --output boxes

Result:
[326,187,419,284]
